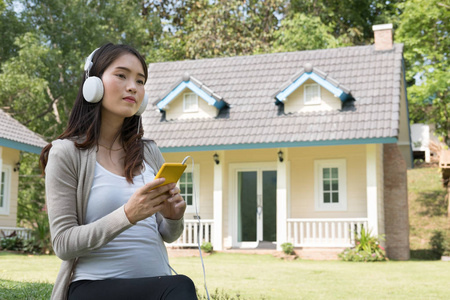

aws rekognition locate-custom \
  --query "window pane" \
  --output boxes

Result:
[323,168,330,179]
[184,93,198,111]
[186,172,192,182]
[187,184,193,194]
[332,192,339,203]
[332,180,339,191]
[331,168,338,178]
[323,180,330,191]
[186,195,192,206]
[180,173,186,182]
[324,193,330,203]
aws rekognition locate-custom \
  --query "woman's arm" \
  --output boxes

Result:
[46,140,133,261]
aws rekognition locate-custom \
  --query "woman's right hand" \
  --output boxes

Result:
[124,178,176,224]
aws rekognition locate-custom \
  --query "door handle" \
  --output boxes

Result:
[257,194,263,216]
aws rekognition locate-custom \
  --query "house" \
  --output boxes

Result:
[142,24,412,260]
[0,108,47,237]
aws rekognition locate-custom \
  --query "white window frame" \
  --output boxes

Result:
[304,83,321,105]
[314,159,347,211]
[177,163,200,214]
[0,164,12,215]
[183,92,199,113]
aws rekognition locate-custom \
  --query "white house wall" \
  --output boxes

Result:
[284,79,342,114]
[0,147,20,227]
[289,145,368,219]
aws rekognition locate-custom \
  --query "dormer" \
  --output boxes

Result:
[274,64,352,114]
[155,73,227,120]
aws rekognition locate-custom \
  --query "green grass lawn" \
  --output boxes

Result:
[1,251,450,300]
[408,166,450,258]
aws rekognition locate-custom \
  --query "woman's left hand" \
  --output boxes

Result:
[159,186,186,220]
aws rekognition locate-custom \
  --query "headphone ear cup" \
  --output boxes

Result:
[83,76,104,103]
[135,93,149,116]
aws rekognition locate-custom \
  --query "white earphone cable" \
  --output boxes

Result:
[182,156,210,300]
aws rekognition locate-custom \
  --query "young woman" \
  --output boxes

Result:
[40,43,197,300]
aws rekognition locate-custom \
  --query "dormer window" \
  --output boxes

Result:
[304,83,321,105]
[183,93,198,112]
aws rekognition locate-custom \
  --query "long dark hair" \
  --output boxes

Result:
[40,43,148,183]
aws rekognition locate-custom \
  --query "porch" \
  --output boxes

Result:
[0,226,32,240]
[166,218,368,249]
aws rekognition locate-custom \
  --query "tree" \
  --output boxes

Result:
[166,0,285,59]
[273,12,339,52]
[396,0,450,144]
[0,0,29,64]
[289,0,402,45]
[0,0,165,232]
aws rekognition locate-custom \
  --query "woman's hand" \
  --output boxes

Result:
[159,185,187,220]
[124,178,178,224]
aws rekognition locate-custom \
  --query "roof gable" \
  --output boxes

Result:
[0,108,47,154]
[274,64,352,103]
[155,74,227,111]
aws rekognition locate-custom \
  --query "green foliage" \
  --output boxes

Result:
[201,242,213,253]
[396,0,450,144]
[169,0,285,59]
[288,0,402,45]
[273,13,339,52]
[280,242,294,255]
[339,228,387,262]
[0,236,24,251]
[429,230,450,258]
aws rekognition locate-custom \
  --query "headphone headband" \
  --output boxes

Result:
[84,48,99,76]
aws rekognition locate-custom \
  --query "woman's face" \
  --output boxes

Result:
[100,53,146,120]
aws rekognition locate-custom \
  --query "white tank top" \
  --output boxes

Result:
[72,162,171,281]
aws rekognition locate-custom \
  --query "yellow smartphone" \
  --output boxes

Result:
[151,163,187,189]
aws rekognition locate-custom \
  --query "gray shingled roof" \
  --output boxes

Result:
[0,108,47,151]
[143,44,404,150]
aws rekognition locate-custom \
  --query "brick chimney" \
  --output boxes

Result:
[372,23,393,51]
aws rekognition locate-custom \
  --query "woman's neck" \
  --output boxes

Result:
[99,114,124,147]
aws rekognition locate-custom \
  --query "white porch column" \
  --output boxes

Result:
[366,144,379,235]
[276,148,288,251]
[213,151,224,250]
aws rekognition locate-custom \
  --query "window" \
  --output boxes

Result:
[183,93,198,112]
[304,83,321,105]
[0,165,11,215]
[314,159,347,211]
[177,164,200,213]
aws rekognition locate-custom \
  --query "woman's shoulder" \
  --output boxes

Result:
[49,139,85,160]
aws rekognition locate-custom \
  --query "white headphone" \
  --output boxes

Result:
[82,48,149,116]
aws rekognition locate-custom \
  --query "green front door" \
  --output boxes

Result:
[237,169,277,244]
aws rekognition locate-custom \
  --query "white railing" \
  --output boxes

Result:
[0,227,33,240]
[166,219,214,248]
[287,218,368,248]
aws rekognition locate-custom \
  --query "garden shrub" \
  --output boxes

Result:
[201,242,213,253]
[281,242,294,255]
[0,235,24,251]
[339,228,387,262]
[430,230,450,258]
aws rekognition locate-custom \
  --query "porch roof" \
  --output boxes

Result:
[0,108,47,154]
[143,44,406,151]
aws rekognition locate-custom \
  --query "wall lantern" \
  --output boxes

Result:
[13,162,21,172]
[213,153,220,165]
[278,150,284,162]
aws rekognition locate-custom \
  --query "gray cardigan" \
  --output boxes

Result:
[45,139,184,300]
